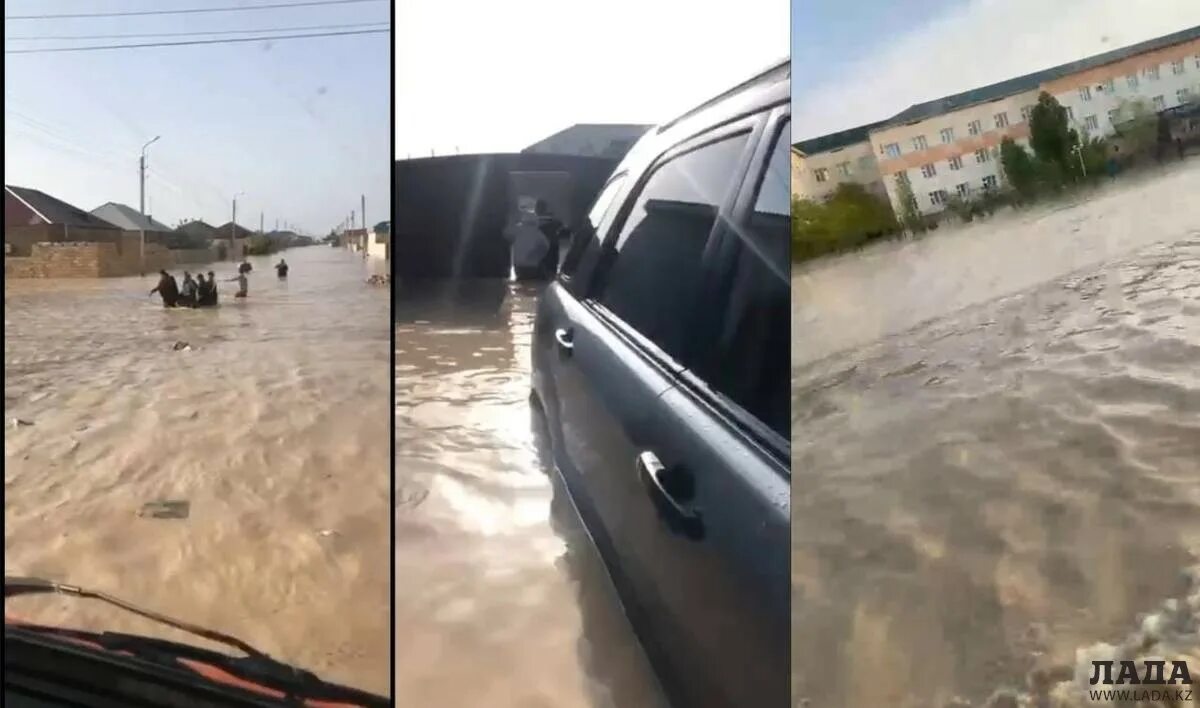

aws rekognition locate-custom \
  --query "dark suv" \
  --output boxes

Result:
[531,61,790,708]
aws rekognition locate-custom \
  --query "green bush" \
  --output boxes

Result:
[792,183,900,261]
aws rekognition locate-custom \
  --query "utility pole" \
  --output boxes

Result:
[361,194,368,259]
[260,211,264,236]
[232,191,244,260]
[138,135,160,276]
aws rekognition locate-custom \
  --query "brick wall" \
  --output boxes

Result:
[4,238,176,278]
[172,246,219,264]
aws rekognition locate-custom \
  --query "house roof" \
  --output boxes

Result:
[882,24,1200,127]
[90,202,173,232]
[793,120,889,155]
[175,220,219,239]
[213,222,255,239]
[5,185,120,229]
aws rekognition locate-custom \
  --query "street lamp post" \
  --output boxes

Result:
[139,135,160,276]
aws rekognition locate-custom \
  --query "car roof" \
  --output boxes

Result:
[612,60,790,180]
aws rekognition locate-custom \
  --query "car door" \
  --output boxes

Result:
[641,110,792,708]
[538,115,776,708]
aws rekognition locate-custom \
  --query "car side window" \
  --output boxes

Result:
[561,173,627,278]
[697,118,791,437]
[595,133,751,363]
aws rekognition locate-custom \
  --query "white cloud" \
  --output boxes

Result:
[395,0,789,157]
[793,0,1200,141]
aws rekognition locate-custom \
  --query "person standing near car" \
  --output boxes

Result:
[504,197,551,282]
[533,199,564,279]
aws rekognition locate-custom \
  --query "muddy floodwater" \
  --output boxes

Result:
[792,161,1200,707]
[394,282,669,708]
[4,246,391,696]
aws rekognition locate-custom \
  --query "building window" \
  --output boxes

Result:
[912,135,929,151]
[948,155,963,171]
[1172,59,1185,75]
[955,183,970,198]
[982,175,998,190]
[994,111,1009,129]
[1084,114,1099,131]
[968,119,983,136]
[930,190,947,206]
[921,163,937,178]
[883,143,901,158]
[1108,108,1120,125]
[1196,54,1200,69]
[814,167,829,183]
[1021,105,1034,122]
[1127,73,1139,89]
[1079,86,1092,101]
[1153,95,1166,111]
[1065,106,1074,121]
[837,161,851,176]
[1103,78,1115,93]
[940,127,955,144]
[1180,88,1193,105]
[1144,65,1160,81]
[975,148,990,164]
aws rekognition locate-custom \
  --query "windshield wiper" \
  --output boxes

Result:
[5,575,387,706]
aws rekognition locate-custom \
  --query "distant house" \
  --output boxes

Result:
[522,123,651,160]
[4,185,173,276]
[214,222,256,241]
[6,185,119,230]
[90,202,173,233]
[367,221,389,261]
[175,220,220,242]
[5,185,121,256]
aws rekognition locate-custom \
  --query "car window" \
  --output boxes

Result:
[596,133,751,363]
[561,173,627,277]
[696,119,791,437]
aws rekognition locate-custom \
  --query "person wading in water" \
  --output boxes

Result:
[227,270,249,299]
[275,258,289,279]
[179,271,198,307]
[149,270,179,308]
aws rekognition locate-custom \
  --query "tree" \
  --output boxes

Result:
[1000,137,1039,198]
[893,171,924,234]
[1029,91,1079,179]
[1113,97,1158,158]
[791,184,899,261]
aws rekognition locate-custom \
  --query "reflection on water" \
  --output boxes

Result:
[4,247,391,695]
[394,281,668,707]
[791,161,1200,708]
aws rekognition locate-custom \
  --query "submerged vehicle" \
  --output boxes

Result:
[4,576,389,707]
[531,59,791,708]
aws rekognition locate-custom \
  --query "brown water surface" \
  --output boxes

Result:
[4,246,391,695]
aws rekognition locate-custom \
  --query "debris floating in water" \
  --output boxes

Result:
[11,418,34,428]
[137,500,190,519]
[172,340,191,351]
[366,275,390,287]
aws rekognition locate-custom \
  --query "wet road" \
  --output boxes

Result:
[791,162,1200,707]
[4,246,391,695]
[393,281,669,708]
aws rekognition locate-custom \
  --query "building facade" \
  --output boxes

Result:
[794,26,1200,217]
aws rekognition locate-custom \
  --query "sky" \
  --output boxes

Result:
[792,0,1200,142]
[4,0,390,235]
[395,0,790,158]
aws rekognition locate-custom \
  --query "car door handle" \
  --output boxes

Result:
[637,451,704,540]
[554,327,574,354]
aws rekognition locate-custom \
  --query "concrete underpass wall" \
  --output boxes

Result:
[393,153,619,280]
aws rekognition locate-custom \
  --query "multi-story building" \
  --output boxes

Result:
[796,25,1200,217]
[791,121,888,202]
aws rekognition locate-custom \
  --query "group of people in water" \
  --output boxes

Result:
[149,258,288,309]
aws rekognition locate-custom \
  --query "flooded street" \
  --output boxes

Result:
[791,162,1200,707]
[393,282,668,708]
[4,246,391,695]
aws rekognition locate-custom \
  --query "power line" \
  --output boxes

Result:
[5,0,384,21]
[5,29,388,54]
[5,21,388,41]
